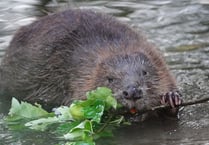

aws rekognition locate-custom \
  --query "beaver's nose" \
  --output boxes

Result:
[123,85,143,100]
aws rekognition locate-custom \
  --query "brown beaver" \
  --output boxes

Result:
[0,9,182,118]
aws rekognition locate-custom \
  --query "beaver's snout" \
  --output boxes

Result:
[123,85,143,100]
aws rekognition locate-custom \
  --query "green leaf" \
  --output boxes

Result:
[70,120,93,133]
[56,122,81,135]
[5,87,125,145]
[7,98,51,121]
[54,106,73,121]
[86,87,117,109]
[69,103,85,121]
[64,120,93,141]
[65,141,95,145]
[83,100,104,123]
[105,95,117,110]
[25,117,59,131]
[86,87,112,100]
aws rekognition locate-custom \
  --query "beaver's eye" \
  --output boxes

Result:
[107,77,114,83]
[142,70,147,76]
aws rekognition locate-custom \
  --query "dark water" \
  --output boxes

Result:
[1,0,209,144]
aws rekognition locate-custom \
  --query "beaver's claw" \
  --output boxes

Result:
[161,91,182,108]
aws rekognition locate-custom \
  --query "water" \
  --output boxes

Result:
[1,0,209,144]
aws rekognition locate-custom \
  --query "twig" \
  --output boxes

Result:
[137,96,209,115]
[96,114,113,134]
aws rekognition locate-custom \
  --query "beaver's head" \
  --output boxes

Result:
[94,52,160,109]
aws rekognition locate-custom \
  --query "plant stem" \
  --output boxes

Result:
[96,114,113,134]
[137,96,209,115]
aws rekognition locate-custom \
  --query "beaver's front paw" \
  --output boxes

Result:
[161,91,182,107]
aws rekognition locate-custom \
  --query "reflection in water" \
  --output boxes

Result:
[0,0,209,145]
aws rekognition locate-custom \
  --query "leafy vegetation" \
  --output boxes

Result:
[5,87,125,145]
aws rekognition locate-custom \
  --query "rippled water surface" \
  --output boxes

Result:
[1,0,209,145]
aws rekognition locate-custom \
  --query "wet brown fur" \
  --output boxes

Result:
[0,9,177,115]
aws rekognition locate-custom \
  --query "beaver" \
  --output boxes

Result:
[0,9,182,118]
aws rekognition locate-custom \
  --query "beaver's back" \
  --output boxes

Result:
[0,9,174,109]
